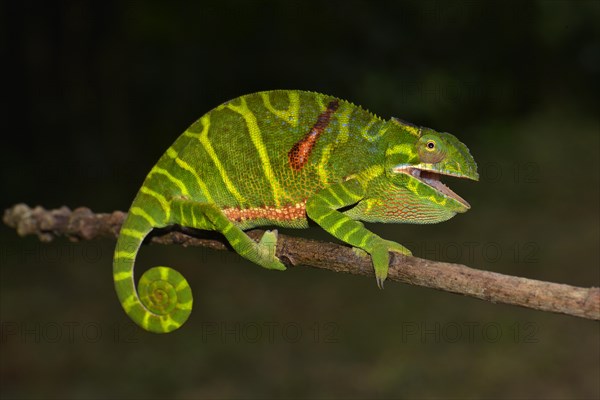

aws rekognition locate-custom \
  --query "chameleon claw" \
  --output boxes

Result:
[371,239,405,290]
[353,246,386,288]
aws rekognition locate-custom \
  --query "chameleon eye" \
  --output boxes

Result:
[418,136,445,163]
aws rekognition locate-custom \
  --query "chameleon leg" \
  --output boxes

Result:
[306,179,410,288]
[171,199,286,271]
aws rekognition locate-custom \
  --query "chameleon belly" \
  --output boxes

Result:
[113,90,478,333]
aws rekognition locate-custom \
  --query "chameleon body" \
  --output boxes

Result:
[113,90,478,333]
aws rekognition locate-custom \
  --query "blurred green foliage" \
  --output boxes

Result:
[2,1,599,398]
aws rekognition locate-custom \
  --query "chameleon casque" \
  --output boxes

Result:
[113,90,478,333]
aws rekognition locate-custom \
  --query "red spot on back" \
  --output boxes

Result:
[288,100,340,171]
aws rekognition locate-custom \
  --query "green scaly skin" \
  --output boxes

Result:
[113,90,478,333]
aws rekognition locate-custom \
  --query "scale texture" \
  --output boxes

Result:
[113,90,478,333]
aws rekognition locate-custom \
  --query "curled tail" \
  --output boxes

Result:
[113,209,192,333]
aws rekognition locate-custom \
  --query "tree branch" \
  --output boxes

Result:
[3,203,599,321]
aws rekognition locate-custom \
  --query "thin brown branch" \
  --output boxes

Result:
[3,203,599,321]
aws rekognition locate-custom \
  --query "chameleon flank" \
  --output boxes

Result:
[288,99,340,170]
[113,90,478,333]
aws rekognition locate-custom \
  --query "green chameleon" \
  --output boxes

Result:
[113,90,478,333]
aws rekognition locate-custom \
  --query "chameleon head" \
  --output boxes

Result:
[384,117,479,213]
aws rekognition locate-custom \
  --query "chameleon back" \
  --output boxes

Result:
[137,90,388,229]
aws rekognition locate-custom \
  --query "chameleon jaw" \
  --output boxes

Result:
[393,165,472,209]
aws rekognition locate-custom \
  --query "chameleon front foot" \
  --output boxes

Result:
[370,239,412,289]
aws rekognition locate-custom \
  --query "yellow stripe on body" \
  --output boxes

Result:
[260,91,300,127]
[337,182,362,201]
[404,177,445,206]
[121,294,137,312]
[325,186,344,205]
[386,143,414,156]
[226,98,287,207]
[149,166,190,196]
[176,300,193,310]
[190,205,197,227]
[313,209,337,224]
[139,187,171,221]
[342,226,362,242]
[315,95,327,112]
[142,313,151,329]
[178,201,186,225]
[222,223,234,234]
[165,147,215,203]
[184,115,246,205]
[329,216,352,235]
[317,144,334,187]
[161,317,179,331]
[317,105,353,186]
[159,268,169,281]
[130,206,158,226]
[361,117,384,142]
[360,198,383,214]
[119,228,145,240]
[114,271,133,282]
[358,231,373,247]
[346,165,384,185]
[114,250,135,260]
[314,194,335,208]
[396,121,421,137]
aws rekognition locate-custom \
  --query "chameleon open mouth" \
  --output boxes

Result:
[394,166,472,209]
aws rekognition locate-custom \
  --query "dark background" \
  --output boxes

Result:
[2,1,599,398]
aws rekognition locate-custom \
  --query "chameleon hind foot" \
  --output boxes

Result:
[256,229,286,271]
[170,199,286,272]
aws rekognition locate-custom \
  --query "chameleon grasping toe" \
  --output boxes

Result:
[113,90,478,333]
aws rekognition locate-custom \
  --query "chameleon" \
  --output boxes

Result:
[113,90,478,333]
